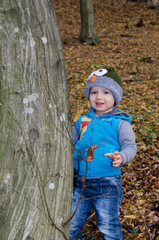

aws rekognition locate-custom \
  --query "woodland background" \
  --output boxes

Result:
[54,0,159,239]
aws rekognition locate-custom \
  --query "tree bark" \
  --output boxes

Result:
[0,0,73,239]
[79,0,100,45]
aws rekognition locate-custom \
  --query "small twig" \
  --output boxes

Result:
[41,186,68,240]
[63,161,88,226]
[145,153,159,162]
[63,131,110,226]
[136,206,152,240]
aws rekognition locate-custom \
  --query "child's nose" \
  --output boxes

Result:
[96,92,102,99]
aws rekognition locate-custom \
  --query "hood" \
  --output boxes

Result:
[86,107,131,123]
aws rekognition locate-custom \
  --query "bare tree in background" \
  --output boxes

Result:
[0,0,73,239]
[148,0,159,16]
[79,0,100,45]
[148,0,158,7]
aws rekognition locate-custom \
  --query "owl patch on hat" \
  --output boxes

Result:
[88,69,108,81]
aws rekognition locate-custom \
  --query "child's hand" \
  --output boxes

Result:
[104,151,123,167]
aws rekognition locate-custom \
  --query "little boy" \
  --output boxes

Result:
[69,66,137,240]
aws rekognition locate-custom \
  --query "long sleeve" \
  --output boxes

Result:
[118,120,137,165]
[72,124,80,145]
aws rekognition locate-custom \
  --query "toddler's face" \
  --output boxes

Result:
[89,86,115,115]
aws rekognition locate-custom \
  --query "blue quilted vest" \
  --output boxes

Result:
[73,108,131,177]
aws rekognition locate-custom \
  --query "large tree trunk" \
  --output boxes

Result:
[0,0,73,239]
[79,0,100,45]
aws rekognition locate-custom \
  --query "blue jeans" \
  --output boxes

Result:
[69,175,123,240]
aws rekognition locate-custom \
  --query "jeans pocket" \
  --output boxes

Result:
[110,176,121,190]
[101,176,122,198]
[101,185,113,196]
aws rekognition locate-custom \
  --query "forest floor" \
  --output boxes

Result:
[54,0,159,239]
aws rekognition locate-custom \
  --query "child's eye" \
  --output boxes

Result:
[90,91,97,94]
[104,91,109,94]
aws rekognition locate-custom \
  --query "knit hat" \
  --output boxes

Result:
[86,66,123,106]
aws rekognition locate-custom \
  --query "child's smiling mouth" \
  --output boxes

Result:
[96,102,104,106]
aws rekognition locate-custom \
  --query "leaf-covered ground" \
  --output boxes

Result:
[54,1,159,239]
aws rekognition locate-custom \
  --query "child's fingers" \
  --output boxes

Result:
[112,159,121,167]
[104,152,120,160]
[104,152,123,166]
[113,151,119,158]
[104,153,113,159]
[113,154,120,161]
[114,151,119,155]
[113,155,123,167]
